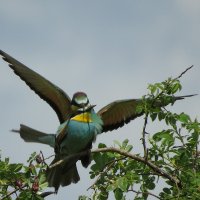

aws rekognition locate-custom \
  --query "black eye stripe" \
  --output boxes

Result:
[71,99,89,107]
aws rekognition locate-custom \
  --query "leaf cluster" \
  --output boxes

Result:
[0,152,48,200]
[83,75,200,199]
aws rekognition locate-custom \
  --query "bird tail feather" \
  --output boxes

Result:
[12,124,55,147]
[46,156,80,192]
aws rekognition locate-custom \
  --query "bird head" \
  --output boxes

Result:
[71,92,95,113]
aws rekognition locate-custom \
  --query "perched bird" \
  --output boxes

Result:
[0,50,195,191]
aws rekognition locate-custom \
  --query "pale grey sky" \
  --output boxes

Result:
[0,1,200,199]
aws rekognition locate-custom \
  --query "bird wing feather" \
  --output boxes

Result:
[97,99,142,132]
[0,50,71,123]
[98,94,197,133]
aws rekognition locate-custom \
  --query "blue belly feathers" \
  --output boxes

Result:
[58,112,103,154]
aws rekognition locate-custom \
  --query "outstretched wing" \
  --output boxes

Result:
[98,94,196,133]
[0,50,71,123]
[97,99,142,132]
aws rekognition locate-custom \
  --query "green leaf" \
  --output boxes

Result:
[107,184,117,191]
[9,163,23,172]
[39,174,46,185]
[136,104,144,114]
[146,181,155,190]
[38,174,48,190]
[39,182,48,190]
[98,143,107,148]
[125,144,133,152]
[153,130,171,141]
[155,83,164,91]
[122,139,129,149]
[98,191,108,200]
[163,187,171,194]
[92,153,109,171]
[150,113,157,121]
[27,152,37,163]
[152,131,163,142]
[114,188,123,200]
[114,140,121,147]
[178,113,190,123]
[158,112,165,121]
[78,196,91,200]
[171,83,181,94]
[116,177,128,192]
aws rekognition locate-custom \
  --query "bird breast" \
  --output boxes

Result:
[70,112,92,123]
[59,112,103,154]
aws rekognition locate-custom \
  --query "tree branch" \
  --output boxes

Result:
[48,147,181,187]
[48,151,83,169]
[92,147,181,186]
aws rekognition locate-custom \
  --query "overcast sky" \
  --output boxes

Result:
[0,1,200,199]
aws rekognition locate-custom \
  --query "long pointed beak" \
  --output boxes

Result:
[84,104,96,111]
[89,104,96,109]
[78,104,96,112]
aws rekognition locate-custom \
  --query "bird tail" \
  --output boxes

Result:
[175,94,197,100]
[12,124,55,147]
[46,156,80,192]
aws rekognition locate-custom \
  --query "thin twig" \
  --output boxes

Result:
[87,159,115,191]
[48,152,82,169]
[44,154,55,161]
[142,113,149,158]
[87,156,126,191]
[175,65,194,80]
[128,189,161,200]
[193,142,199,172]
[1,185,26,200]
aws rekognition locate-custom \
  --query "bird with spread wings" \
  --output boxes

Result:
[0,50,195,191]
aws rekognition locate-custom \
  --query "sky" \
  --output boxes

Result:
[0,1,200,199]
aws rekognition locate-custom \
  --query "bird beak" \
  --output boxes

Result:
[88,105,96,110]
[78,104,96,112]
[89,104,96,109]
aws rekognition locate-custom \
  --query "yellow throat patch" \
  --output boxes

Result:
[71,112,92,123]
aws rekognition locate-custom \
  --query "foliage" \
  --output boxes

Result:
[0,152,49,199]
[1,67,199,199]
[84,75,200,199]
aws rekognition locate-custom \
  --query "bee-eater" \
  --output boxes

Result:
[0,50,195,191]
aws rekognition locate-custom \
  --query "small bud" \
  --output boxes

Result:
[15,180,23,188]
[32,179,39,192]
